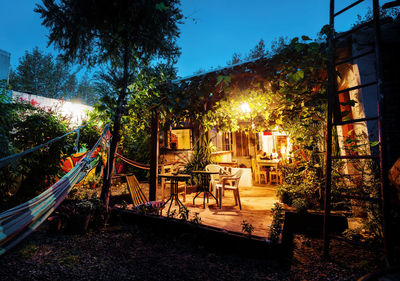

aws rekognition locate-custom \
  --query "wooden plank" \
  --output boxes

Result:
[126,175,148,207]
[149,109,159,201]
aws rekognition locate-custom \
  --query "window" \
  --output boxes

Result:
[222,132,233,151]
[209,129,232,151]
[168,129,192,150]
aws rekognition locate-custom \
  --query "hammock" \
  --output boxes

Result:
[116,153,150,170]
[116,153,188,171]
[0,124,110,255]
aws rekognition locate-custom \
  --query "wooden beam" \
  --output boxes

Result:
[149,109,159,201]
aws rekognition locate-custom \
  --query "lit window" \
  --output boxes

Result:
[169,129,192,150]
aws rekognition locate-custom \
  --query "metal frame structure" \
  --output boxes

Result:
[324,0,393,265]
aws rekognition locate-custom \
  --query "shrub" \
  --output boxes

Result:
[10,109,73,203]
[0,86,97,208]
[0,94,75,207]
[241,220,255,236]
[269,202,284,243]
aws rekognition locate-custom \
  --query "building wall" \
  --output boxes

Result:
[0,49,11,83]
[12,91,93,125]
[380,20,400,168]
[352,19,400,167]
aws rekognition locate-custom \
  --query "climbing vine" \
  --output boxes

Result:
[165,36,329,210]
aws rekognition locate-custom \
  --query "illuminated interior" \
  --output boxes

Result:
[168,128,192,150]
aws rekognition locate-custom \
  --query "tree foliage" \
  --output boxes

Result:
[9,47,99,104]
[227,39,269,66]
[9,47,76,98]
[35,0,182,67]
[35,0,184,205]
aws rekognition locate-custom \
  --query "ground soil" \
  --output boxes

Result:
[0,184,385,280]
[0,220,384,281]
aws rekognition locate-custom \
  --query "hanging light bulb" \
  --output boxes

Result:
[240,102,251,114]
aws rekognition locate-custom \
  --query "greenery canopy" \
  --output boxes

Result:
[36,0,184,206]
[163,37,327,138]
[35,0,182,67]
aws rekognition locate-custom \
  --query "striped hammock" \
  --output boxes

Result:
[0,124,110,255]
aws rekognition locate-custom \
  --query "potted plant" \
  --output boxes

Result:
[52,196,105,234]
[87,175,101,189]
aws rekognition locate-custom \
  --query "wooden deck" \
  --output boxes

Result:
[142,183,280,238]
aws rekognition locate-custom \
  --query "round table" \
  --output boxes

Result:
[191,170,220,208]
[159,173,191,215]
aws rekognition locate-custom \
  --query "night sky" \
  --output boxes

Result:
[0,0,391,78]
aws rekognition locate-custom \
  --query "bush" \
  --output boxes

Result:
[78,120,102,151]
[276,181,320,211]
[277,161,323,211]
[9,109,73,203]
[269,202,284,243]
[53,195,106,233]
[0,89,97,208]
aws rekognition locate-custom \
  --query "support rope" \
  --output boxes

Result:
[0,123,89,169]
[74,128,80,153]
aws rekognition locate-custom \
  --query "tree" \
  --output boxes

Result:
[9,47,77,98]
[247,39,268,60]
[227,52,242,65]
[76,73,98,105]
[35,0,183,210]
[227,39,268,66]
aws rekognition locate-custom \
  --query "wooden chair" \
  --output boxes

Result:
[252,158,267,184]
[215,169,243,210]
[269,166,283,184]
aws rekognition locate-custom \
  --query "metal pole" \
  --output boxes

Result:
[323,0,336,259]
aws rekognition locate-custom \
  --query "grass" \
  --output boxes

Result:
[19,244,39,258]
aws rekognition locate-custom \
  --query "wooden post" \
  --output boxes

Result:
[323,0,335,259]
[149,109,159,201]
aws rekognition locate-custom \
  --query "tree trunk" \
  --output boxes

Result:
[101,96,126,212]
[101,45,130,212]
[100,128,120,212]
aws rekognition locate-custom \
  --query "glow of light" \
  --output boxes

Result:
[240,102,251,114]
[61,101,90,125]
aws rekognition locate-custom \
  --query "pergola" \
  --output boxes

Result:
[148,56,275,200]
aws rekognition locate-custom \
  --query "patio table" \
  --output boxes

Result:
[256,159,280,184]
[159,173,191,215]
[191,170,219,208]
[256,159,280,170]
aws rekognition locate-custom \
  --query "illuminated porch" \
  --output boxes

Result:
[141,182,279,238]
